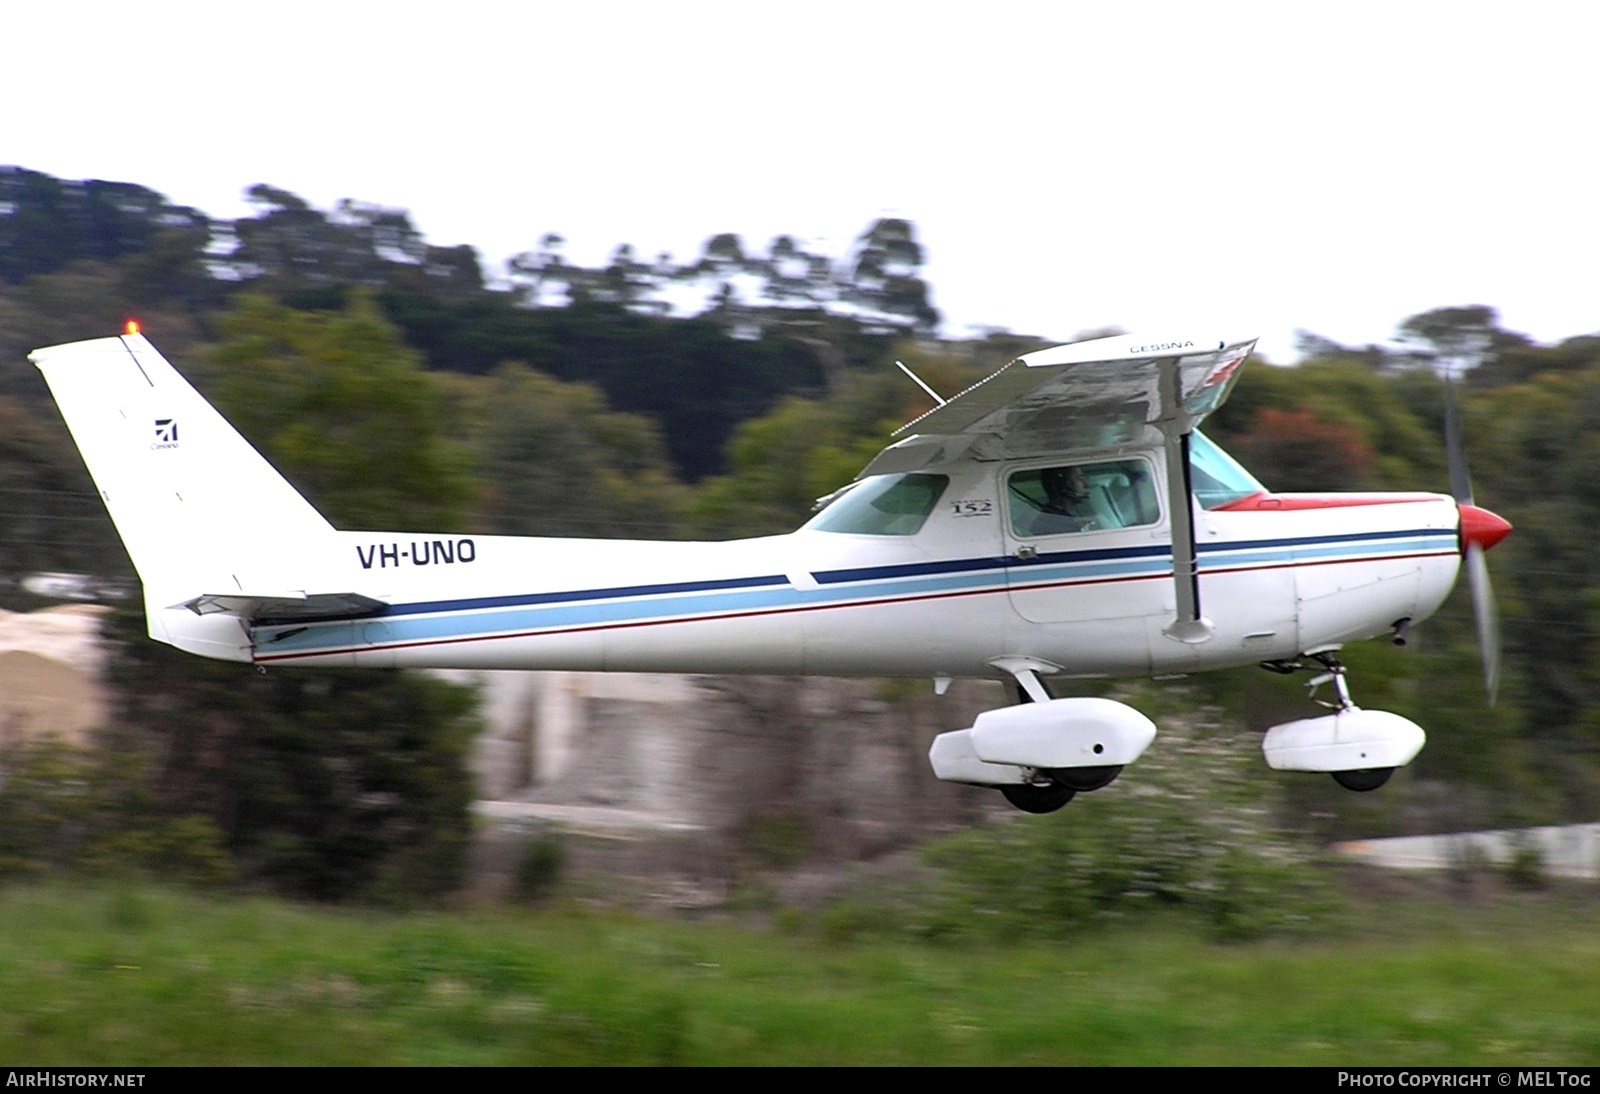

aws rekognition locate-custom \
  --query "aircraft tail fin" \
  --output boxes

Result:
[31,331,342,660]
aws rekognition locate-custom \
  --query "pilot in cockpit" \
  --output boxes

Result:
[1034,465,1097,534]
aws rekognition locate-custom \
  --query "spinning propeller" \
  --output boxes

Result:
[1444,375,1512,703]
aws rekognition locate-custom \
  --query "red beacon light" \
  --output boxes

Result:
[124,319,141,336]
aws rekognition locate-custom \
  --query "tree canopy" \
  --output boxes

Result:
[205,293,470,530]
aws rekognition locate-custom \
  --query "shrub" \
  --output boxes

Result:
[511,831,566,903]
[0,732,232,885]
[911,697,1342,942]
[102,604,481,903]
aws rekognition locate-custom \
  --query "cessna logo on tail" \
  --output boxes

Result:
[152,419,179,449]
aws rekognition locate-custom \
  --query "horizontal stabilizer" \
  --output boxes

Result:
[183,591,389,624]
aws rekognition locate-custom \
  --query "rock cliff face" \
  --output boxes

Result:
[459,669,1010,904]
[456,669,1003,854]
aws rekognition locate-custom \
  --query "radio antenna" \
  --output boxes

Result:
[894,360,945,406]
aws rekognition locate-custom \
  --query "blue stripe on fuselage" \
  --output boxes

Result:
[253,527,1456,659]
[380,571,790,619]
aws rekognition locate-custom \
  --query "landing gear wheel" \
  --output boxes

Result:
[1332,767,1394,792]
[1001,782,1077,814]
[1048,765,1123,792]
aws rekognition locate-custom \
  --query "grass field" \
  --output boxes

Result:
[1,878,1598,1065]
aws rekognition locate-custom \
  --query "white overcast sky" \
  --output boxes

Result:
[8,1,1597,361]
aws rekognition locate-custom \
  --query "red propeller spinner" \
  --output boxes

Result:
[1459,504,1512,553]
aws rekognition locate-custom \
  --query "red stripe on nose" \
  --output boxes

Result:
[1459,505,1512,552]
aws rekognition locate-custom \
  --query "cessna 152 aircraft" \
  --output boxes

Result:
[30,327,1511,813]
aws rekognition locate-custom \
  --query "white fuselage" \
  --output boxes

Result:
[241,455,1462,682]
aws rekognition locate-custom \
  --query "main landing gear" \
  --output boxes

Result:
[996,668,1127,812]
[1331,767,1393,792]
[999,765,1125,814]
[976,666,1132,813]
[926,661,1157,814]
[1001,782,1079,814]
[1259,651,1424,792]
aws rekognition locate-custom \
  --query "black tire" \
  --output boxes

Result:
[1332,767,1394,792]
[1048,765,1123,792]
[1000,783,1077,814]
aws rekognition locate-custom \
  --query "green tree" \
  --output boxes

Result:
[0,395,128,595]
[206,293,470,530]
[1456,363,1600,813]
[0,726,233,885]
[221,185,482,298]
[105,605,478,902]
[1206,359,1445,492]
[1396,305,1532,375]
[375,290,826,481]
[449,364,685,539]
[842,218,939,334]
[0,167,210,286]
[686,396,890,537]
[1222,405,1379,492]
[506,232,573,307]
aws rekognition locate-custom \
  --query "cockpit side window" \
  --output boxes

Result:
[1008,459,1159,537]
[806,473,950,536]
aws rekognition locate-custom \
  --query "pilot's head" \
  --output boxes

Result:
[1042,465,1088,503]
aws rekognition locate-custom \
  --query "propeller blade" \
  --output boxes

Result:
[1446,376,1503,702]
[1466,542,1501,705]
[1444,372,1475,506]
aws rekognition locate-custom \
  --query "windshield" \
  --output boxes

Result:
[1190,430,1266,509]
[806,473,949,535]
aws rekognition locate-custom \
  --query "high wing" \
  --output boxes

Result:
[861,334,1256,477]
[862,332,1259,644]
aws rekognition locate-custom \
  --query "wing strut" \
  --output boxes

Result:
[1158,359,1213,644]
